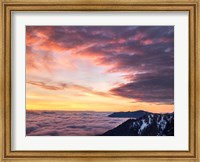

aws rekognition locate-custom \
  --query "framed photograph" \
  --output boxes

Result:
[0,0,200,161]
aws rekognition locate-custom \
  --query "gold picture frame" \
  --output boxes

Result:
[0,0,199,161]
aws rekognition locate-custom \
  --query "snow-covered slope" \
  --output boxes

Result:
[102,113,174,136]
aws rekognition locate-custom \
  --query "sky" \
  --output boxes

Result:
[26,26,174,113]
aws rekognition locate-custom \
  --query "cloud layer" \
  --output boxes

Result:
[26,110,127,136]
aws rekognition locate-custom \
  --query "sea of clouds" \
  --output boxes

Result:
[26,111,127,136]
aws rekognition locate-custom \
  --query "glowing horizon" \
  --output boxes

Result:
[26,26,174,113]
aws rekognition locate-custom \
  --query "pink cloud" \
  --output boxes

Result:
[129,32,146,41]
[140,39,154,45]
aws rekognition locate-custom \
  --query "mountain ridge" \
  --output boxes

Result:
[108,110,151,118]
[102,112,174,136]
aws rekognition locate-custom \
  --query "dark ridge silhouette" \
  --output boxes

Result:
[108,110,151,119]
[102,112,174,136]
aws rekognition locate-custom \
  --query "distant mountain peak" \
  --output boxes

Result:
[108,110,151,118]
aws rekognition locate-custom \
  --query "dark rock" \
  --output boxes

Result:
[102,112,174,136]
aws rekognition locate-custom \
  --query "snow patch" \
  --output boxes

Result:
[157,116,167,131]
[138,119,148,135]
[148,115,152,124]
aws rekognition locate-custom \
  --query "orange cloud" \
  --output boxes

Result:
[27,81,66,90]
[26,80,111,98]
